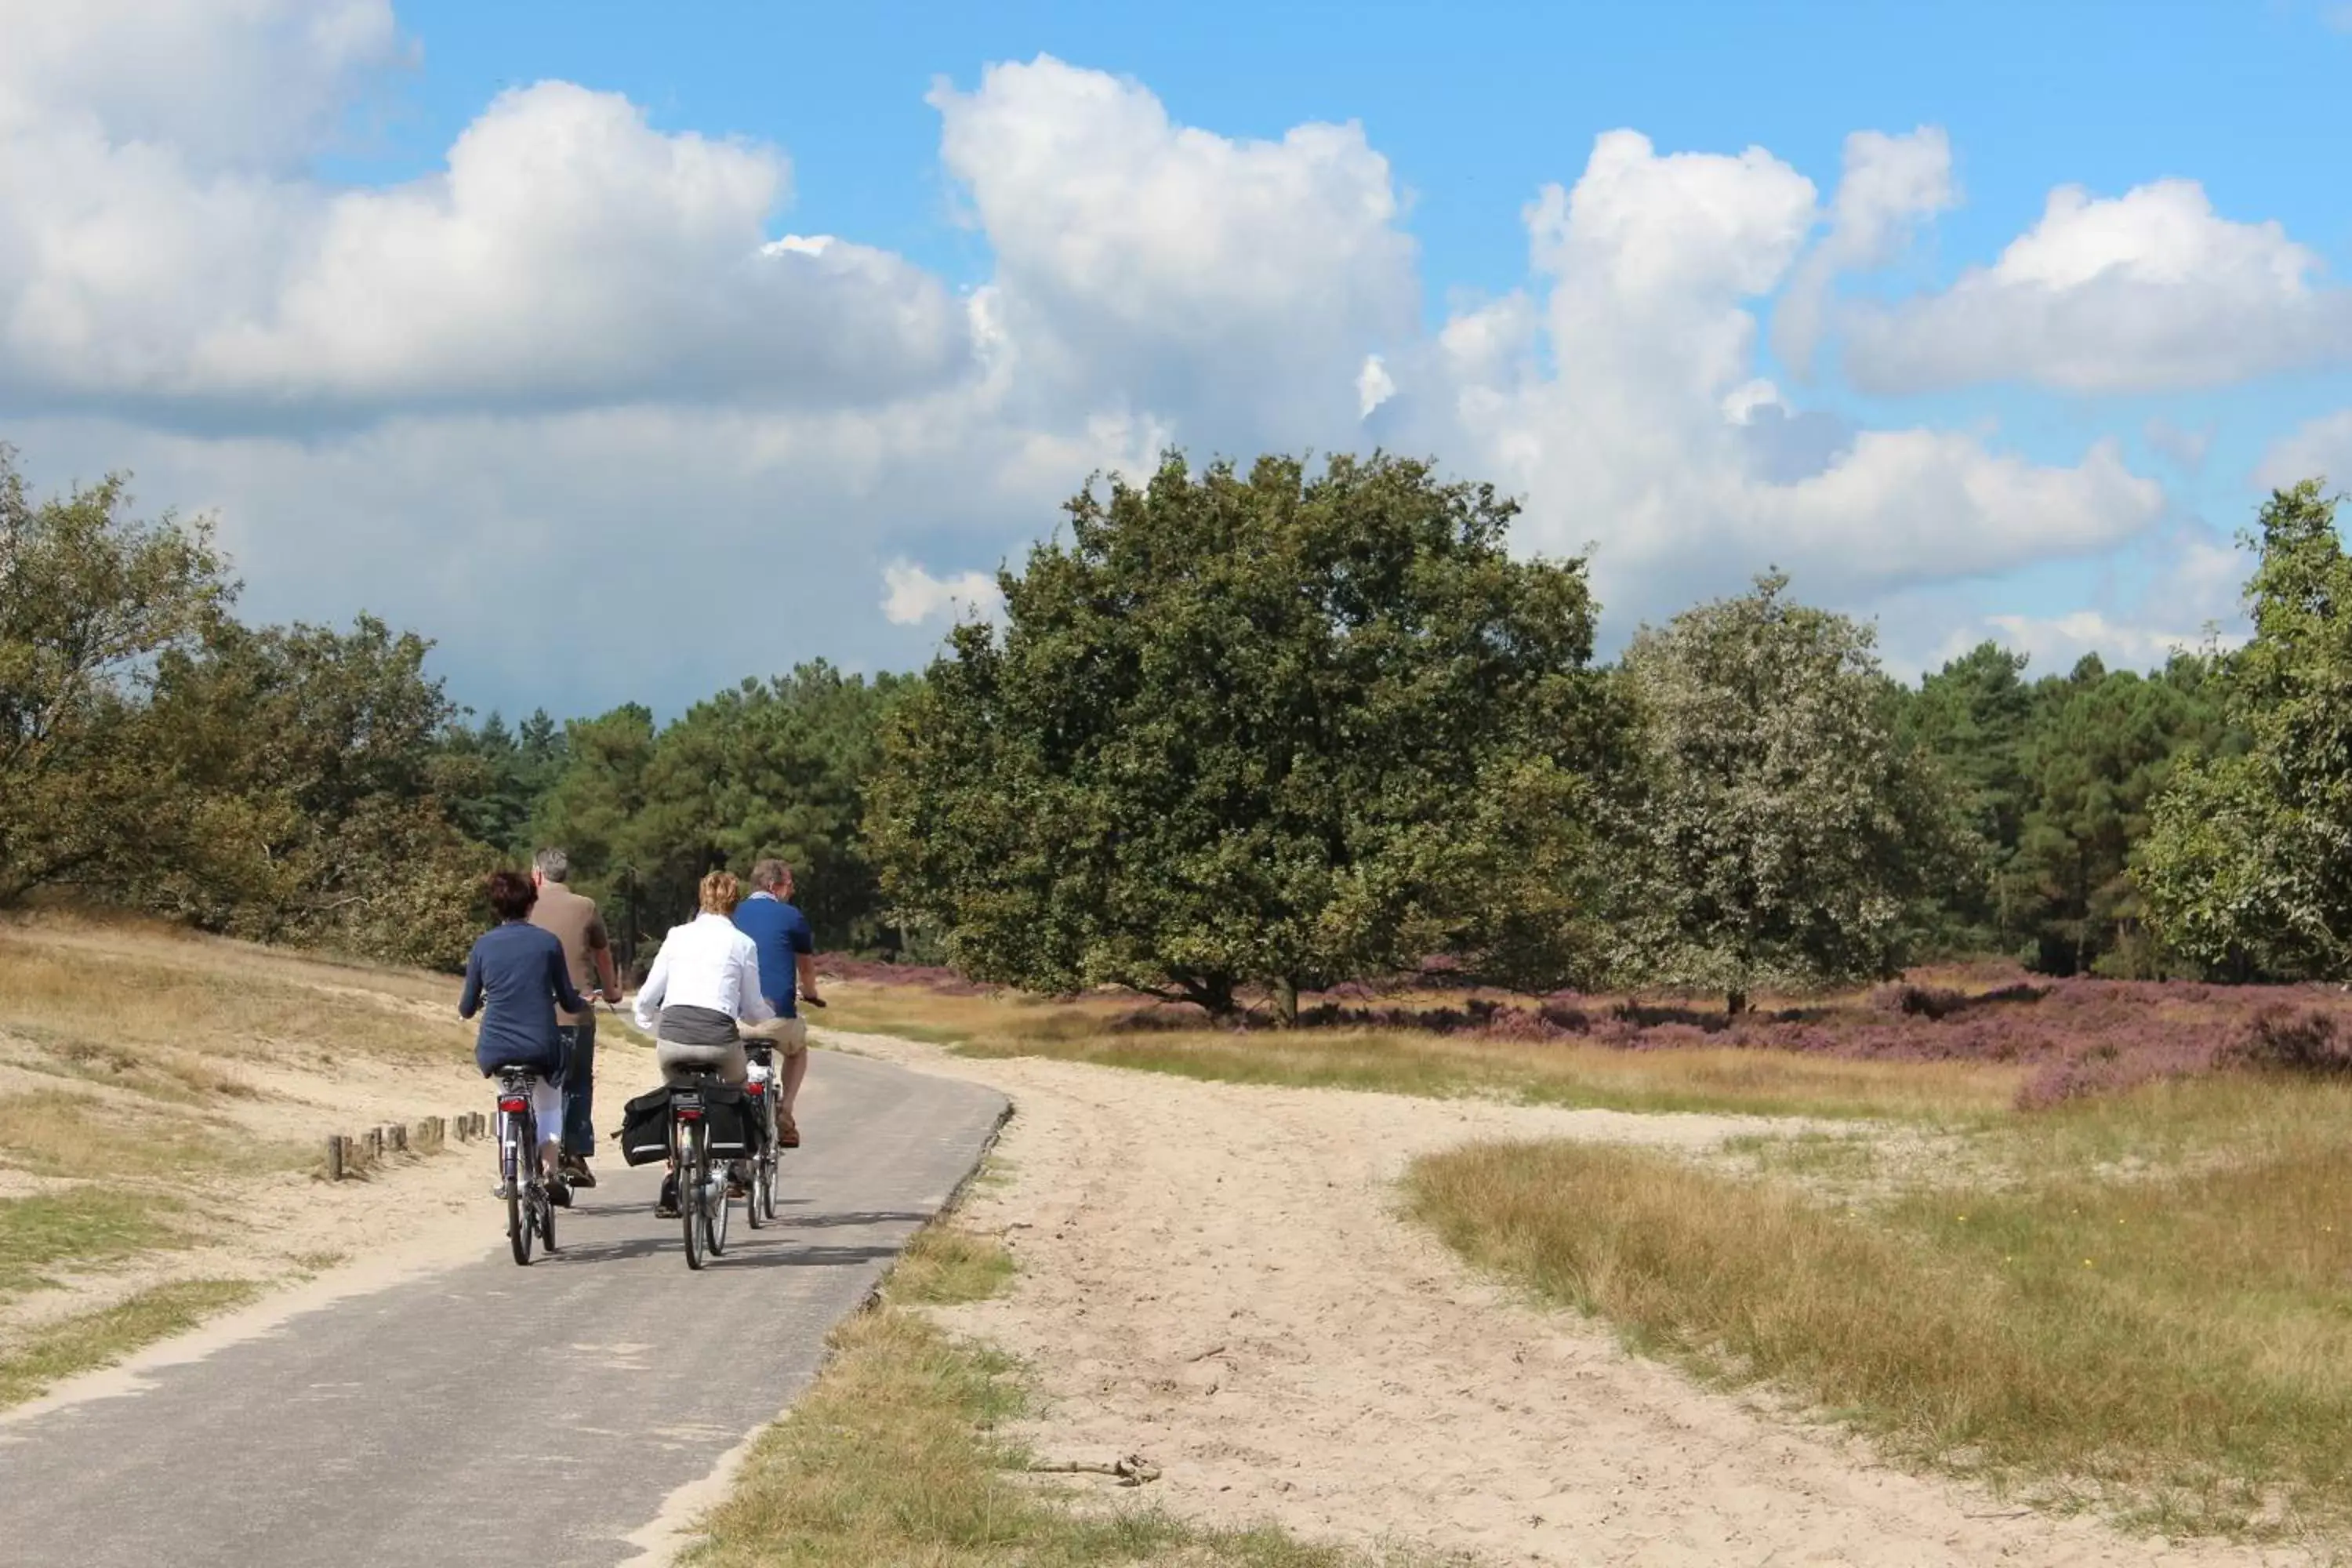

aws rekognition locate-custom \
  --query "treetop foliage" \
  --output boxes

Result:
[868,450,1619,1018]
[5,437,2335,996]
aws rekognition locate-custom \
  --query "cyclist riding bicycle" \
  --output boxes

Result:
[632,869,782,1218]
[459,869,587,1207]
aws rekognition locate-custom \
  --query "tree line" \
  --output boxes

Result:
[3,442,2343,1009]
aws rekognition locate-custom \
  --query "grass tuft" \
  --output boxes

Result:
[891,1224,1020,1307]
[0,1278,260,1407]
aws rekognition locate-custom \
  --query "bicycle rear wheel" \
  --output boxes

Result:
[706,1155,729,1257]
[504,1110,532,1266]
[759,1153,779,1222]
[680,1120,706,1271]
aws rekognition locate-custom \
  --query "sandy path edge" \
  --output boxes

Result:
[825,1028,2320,1568]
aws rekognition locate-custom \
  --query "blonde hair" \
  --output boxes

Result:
[699,869,743,916]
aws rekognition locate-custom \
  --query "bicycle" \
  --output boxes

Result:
[494,1066,557,1265]
[669,1069,731,1270]
[742,1042,781,1228]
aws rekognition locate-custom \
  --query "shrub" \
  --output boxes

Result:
[2232,1007,2352,1076]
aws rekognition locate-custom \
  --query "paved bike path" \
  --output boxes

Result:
[0,1051,1009,1567]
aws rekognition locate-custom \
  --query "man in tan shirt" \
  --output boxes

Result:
[530,848,622,1187]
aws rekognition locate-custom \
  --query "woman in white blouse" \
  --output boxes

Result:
[631,869,776,1216]
[633,869,775,1086]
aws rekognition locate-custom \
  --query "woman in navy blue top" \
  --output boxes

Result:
[460,869,586,1203]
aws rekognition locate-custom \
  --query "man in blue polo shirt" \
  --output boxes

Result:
[734,857,820,1145]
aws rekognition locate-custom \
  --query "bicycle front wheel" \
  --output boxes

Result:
[743,1134,766,1230]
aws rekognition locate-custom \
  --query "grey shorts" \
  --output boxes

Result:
[655,1037,749,1087]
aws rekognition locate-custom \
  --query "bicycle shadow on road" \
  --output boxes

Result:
[539,1230,904,1270]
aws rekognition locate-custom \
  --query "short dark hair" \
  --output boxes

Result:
[487,869,538,921]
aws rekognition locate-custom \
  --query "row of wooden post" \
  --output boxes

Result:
[321,1111,492,1181]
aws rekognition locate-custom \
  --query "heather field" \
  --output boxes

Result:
[819,956,2352,1118]
[820,960,2352,1544]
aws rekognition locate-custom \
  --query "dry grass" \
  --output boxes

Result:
[0,1189,184,1298]
[824,983,2017,1122]
[1404,1071,2352,1542]
[692,1221,1425,1568]
[0,1090,303,1180]
[0,931,474,1072]
[0,912,480,1399]
[0,1278,260,1407]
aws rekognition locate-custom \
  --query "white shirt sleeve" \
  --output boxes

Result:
[633,938,672,1033]
[735,933,776,1025]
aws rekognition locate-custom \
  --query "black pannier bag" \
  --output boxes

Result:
[615,1085,674,1167]
[612,1081,764,1165]
[696,1081,759,1156]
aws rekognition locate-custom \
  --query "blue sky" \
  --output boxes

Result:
[5,0,2351,718]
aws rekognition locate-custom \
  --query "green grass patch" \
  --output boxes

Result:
[891,1224,1019,1307]
[0,1278,260,1407]
[0,1188,185,1298]
[1406,1076,2352,1542]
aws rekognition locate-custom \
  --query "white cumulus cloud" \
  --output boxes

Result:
[1389,130,2164,627]
[1838,179,2352,393]
[2258,408,2352,491]
[929,56,1417,447]
[0,8,2223,712]
[1773,126,1957,377]
[881,561,1005,627]
[0,63,973,421]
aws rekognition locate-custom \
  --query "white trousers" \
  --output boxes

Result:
[500,1078,564,1162]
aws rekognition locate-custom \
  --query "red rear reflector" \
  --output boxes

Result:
[746,1082,765,1095]
[498,1097,528,1112]
[678,1108,702,1121]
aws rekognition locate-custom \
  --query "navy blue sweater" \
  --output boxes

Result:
[459,920,586,1076]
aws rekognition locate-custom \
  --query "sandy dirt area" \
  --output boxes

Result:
[0,1037,517,1344]
[829,1028,2317,1568]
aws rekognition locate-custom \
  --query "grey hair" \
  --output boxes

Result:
[750,858,793,892]
[532,848,571,883]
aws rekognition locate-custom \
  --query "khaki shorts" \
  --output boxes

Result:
[740,1015,808,1057]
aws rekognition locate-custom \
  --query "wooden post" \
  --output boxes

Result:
[387,1123,408,1154]
[325,1135,344,1181]
[365,1127,383,1160]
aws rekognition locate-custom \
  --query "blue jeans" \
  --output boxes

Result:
[557,1018,597,1157]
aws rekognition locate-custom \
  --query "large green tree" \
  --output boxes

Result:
[137,615,493,967]
[1613,573,1968,1014]
[868,450,1617,1022]
[1899,640,2033,945]
[630,662,916,952]
[2140,480,2352,978]
[440,707,568,857]
[0,448,235,904]
[2002,652,2230,976]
